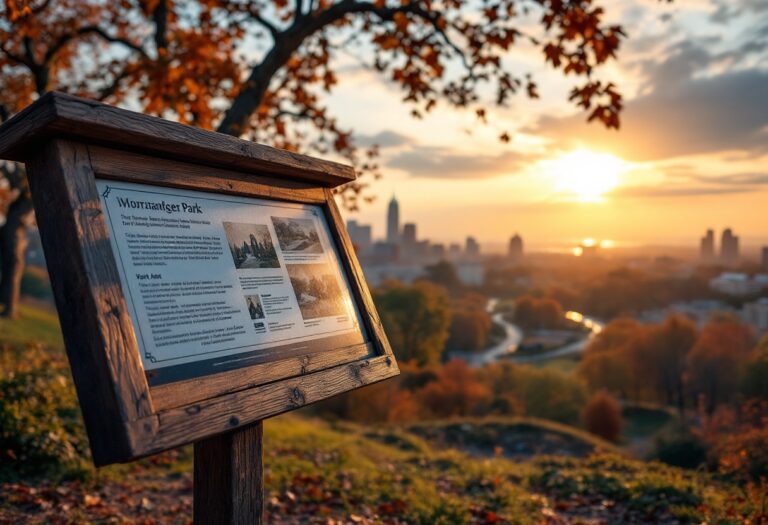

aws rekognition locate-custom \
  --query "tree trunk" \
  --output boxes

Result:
[0,192,34,319]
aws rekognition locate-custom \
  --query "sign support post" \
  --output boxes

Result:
[194,422,264,524]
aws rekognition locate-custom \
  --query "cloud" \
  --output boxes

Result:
[611,169,768,199]
[710,0,768,25]
[386,147,538,179]
[355,130,412,149]
[529,38,768,162]
[610,186,752,199]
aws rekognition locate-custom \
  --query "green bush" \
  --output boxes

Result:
[0,348,88,479]
[653,428,707,469]
[20,266,53,300]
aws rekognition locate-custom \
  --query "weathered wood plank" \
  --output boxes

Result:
[26,138,154,465]
[0,92,355,186]
[131,355,398,455]
[194,423,264,525]
[322,189,397,359]
[87,145,327,204]
[150,342,374,412]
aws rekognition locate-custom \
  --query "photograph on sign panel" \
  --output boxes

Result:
[271,217,324,254]
[287,263,346,319]
[244,294,265,320]
[223,222,280,269]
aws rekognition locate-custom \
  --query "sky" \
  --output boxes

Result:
[328,0,768,254]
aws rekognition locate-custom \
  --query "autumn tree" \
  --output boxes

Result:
[416,359,491,417]
[630,315,697,412]
[688,319,755,414]
[0,0,626,317]
[373,280,452,365]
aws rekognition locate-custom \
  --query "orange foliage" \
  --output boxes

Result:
[581,390,623,443]
[688,319,755,414]
[416,359,491,418]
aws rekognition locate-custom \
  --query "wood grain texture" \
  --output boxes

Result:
[88,145,328,204]
[130,355,398,456]
[194,423,264,525]
[151,342,374,412]
[26,139,154,466]
[322,189,396,360]
[0,92,355,187]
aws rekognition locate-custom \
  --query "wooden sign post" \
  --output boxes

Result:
[0,93,399,523]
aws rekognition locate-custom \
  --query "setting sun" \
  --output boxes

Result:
[546,149,626,202]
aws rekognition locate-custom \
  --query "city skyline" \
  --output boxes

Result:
[346,201,768,259]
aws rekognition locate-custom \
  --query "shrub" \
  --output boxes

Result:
[416,360,492,418]
[0,365,88,479]
[20,266,53,300]
[581,390,623,442]
[711,426,768,483]
[653,427,707,469]
[479,363,588,425]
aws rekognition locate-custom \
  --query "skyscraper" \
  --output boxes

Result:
[700,229,715,261]
[386,195,400,244]
[509,233,524,260]
[721,228,740,265]
[465,236,480,258]
[762,247,768,272]
[402,223,417,246]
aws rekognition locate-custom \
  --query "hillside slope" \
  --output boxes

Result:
[0,414,757,524]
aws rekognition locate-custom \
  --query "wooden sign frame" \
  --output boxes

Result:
[0,92,399,467]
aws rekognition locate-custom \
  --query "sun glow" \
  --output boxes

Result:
[546,149,626,202]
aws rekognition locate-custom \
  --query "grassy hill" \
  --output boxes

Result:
[0,414,758,524]
[0,302,761,524]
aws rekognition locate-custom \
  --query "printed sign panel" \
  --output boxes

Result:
[97,180,368,386]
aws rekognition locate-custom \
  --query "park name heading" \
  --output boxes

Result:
[116,197,203,214]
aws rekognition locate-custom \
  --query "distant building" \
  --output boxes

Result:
[508,233,524,260]
[347,220,372,253]
[402,222,417,246]
[386,196,400,244]
[456,261,484,286]
[762,246,768,272]
[465,236,480,258]
[430,243,446,259]
[743,298,768,336]
[700,229,715,262]
[720,228,740,265]
[448,243,462,259]
[371,241,399,264]
[710,272,768,296]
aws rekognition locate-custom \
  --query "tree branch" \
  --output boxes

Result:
[218,0,472,136]
[152,0,169,55]
[44,26,149,64]
[245,5,281,39]
[0,41,30,67]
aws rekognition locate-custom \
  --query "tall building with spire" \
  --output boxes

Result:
[386,195,400,244]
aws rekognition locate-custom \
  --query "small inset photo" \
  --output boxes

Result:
[271,217,324,254]
[287,263,346,320]
[245,294,265,320]
[223,222,280,269]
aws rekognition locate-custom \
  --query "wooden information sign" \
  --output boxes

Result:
[0,92,399,522]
